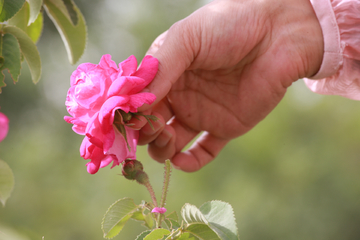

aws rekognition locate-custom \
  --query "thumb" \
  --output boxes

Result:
[138,21,198,111]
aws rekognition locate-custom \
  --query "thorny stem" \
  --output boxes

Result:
[144,181,158,208]
[160,160,172,208]
[156,160,172,228]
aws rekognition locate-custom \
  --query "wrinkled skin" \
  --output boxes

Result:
[131,0,324,172]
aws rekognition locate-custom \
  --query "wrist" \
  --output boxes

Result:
[267,0,324,79]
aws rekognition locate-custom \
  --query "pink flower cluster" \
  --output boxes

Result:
[0,112,9,142]
[64,55,158,174]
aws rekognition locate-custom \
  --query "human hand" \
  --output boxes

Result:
[132,0,324,172]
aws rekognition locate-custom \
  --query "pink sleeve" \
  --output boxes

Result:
[304,0,360,100]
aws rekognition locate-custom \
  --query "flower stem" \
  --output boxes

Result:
[144,181,158,208]
[156,160,172,228]
[160,160,172,208]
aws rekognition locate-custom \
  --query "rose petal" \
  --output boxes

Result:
[98,96,130,134]
[119,55,138,76]
[128,92,156,109]
[107,76,147,97]
[132,55,159,85]
[106,125,138,164]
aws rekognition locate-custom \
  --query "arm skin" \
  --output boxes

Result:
[130,0,324,172]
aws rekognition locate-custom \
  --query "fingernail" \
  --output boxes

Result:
[154,128,172,148]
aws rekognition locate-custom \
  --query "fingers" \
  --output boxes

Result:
[152,131,229,172]
[138,20,198,112]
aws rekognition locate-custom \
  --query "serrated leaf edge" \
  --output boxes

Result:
[101,197,140,239]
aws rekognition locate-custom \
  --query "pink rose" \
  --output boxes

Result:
[0,112,9,142]
[64,55,158,174]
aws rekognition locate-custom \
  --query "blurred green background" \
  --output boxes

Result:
[1,0,360,239]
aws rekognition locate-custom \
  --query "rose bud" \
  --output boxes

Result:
[121,159,144,180]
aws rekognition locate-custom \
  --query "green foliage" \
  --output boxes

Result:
[102,198,141,239]
[28,0,43,25]
[101,197,239,240]
[143,228,170,240]
[43,0,87,64]
[45,0,77,25]
[180,201,239,240]
[0,159,14,206]
[3,26,41,84]
[0,33,21,89]
[0,0,25,22]
[135,230,152,240]
[183,224,221,240]
[8,1,44,43]
[200,201,238,240]
[0,0,86,92]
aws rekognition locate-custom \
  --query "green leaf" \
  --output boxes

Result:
[3,26,41,84]
[199,201,239,240]
[185,224,221,240]
[144,212,155,229]
[62,0,78,25]
[102,198,140,239]
[0,159,15,206]
[165,218,180,230]
[167,211,179,222]
[0,36,4,91]
[0,33,21,85]
[131,207,155,229]
[26,11,43,43]
[135,230,152,240]
[132,210,146,221]
[45,0,77,25]
[0,0,25,22]
[181,204,208,225]
[28,0,43,25]
[43,0,86,64]
[165,212,180,230]
[8,1,44,43]
[143,228,170,240]
[175,232,198,240]
[0,0,4,16]
[181,204,220,240]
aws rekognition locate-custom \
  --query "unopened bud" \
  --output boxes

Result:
[122,159,144,180]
